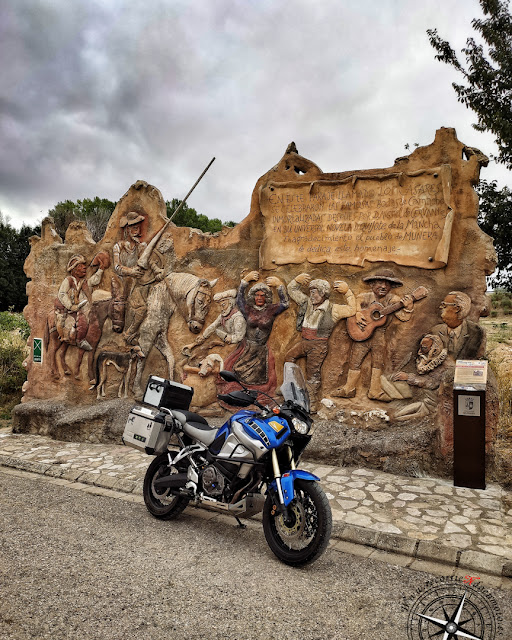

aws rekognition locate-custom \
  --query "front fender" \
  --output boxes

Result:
[270,470,320,507]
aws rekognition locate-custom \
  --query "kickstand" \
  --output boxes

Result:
[235,517,247,529]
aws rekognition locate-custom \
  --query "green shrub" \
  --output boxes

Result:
[0,330,27,395]
[0,310,30,340]
[491,310,498,317]
[0,328,27,419]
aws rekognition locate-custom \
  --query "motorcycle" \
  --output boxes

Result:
[122,363,332,566]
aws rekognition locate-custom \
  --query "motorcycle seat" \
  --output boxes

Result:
[171,409,209,426]
[172,409,218,446]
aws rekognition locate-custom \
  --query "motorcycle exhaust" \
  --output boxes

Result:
[153,473,188,490]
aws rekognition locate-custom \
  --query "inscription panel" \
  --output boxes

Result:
[260,166,453,269]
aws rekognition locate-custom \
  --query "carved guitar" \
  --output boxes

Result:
[347,286,428,342]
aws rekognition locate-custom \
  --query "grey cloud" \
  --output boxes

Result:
[0,0,507,231]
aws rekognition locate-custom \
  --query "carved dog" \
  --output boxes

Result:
[182,353,224,411]
[91,347,144,399]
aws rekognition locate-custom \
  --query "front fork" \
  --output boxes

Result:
[268,446,320,522]
[270,447,295,523]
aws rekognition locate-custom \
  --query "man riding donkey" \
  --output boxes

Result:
[54,253,107,352]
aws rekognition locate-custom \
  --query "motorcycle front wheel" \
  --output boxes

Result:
[143,453,190,520]
[263,479,332,566]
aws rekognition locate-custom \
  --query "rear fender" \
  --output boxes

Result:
[270,470,320,507]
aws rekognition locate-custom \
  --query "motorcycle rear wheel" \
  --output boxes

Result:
[263,479,332,566]
[143,453,190,520]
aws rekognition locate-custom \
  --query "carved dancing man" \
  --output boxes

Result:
[285,273,356,412]
[333,270,414,402]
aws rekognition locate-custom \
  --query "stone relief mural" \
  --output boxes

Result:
[19,128,498,468]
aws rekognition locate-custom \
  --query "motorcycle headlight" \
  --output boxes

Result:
[292,418,310,435]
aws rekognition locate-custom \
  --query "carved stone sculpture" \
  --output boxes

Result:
[332,270,419,402]
[16,129,498,477]
[285,273,356,411]
[218,272,288,400]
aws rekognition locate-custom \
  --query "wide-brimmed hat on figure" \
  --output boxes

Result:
[362,269,403,288]
[120,211,145,227]
[66,255,86,272]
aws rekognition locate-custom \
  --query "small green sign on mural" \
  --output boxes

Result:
[33,338,43,364]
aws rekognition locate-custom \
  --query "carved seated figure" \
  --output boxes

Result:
[392,334,449,421]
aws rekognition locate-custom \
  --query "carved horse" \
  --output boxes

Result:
[45,277,126,382]
[132,272,217,398]
[78,277,127,383]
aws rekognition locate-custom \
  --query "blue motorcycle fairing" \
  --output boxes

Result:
[209,410,258,454]
[270,470,320,507]
[237,414,290,450]
[210,410,291,455]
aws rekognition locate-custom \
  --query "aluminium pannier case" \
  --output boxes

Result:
[143,375,193,411]
[122,405,171,455]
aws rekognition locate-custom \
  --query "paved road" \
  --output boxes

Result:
[1,470,510,640]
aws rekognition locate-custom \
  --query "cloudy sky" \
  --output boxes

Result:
[1,0,509,230]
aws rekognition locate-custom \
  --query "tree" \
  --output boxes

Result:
[47,196,236,240]
[166,199,236,233]
[477,180,512,289]
[47,200,77,239]
[428,0,512,289]
[427,0,512,169]
[0,213,40,311]
[77,197,117,241]
[48,197,116,242]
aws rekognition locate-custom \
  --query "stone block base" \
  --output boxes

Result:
[12,399,134,444]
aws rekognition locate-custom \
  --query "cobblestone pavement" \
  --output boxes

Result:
[1,428,511,580]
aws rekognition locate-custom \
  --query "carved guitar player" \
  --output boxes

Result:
[347,285,428,341]
[334,270,428,402]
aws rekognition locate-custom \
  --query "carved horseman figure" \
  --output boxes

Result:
[285,273,356,411]
[54,254,104,351]
[112,211,166,350]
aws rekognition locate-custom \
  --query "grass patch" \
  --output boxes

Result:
[483,318,512,470]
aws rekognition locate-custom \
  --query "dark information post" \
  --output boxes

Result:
[453,361,487,490]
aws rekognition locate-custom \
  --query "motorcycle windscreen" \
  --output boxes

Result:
[281,363,310,413]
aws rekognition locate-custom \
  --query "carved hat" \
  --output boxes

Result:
[213,289,237,302]
[362,269,403,287]
[66,254,86,272]
[120,211,145,227]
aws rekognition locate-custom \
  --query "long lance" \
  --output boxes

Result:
[137,157,215,270]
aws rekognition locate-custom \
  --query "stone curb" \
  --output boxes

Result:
[1,454,510,579]
[332,520,511,578]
